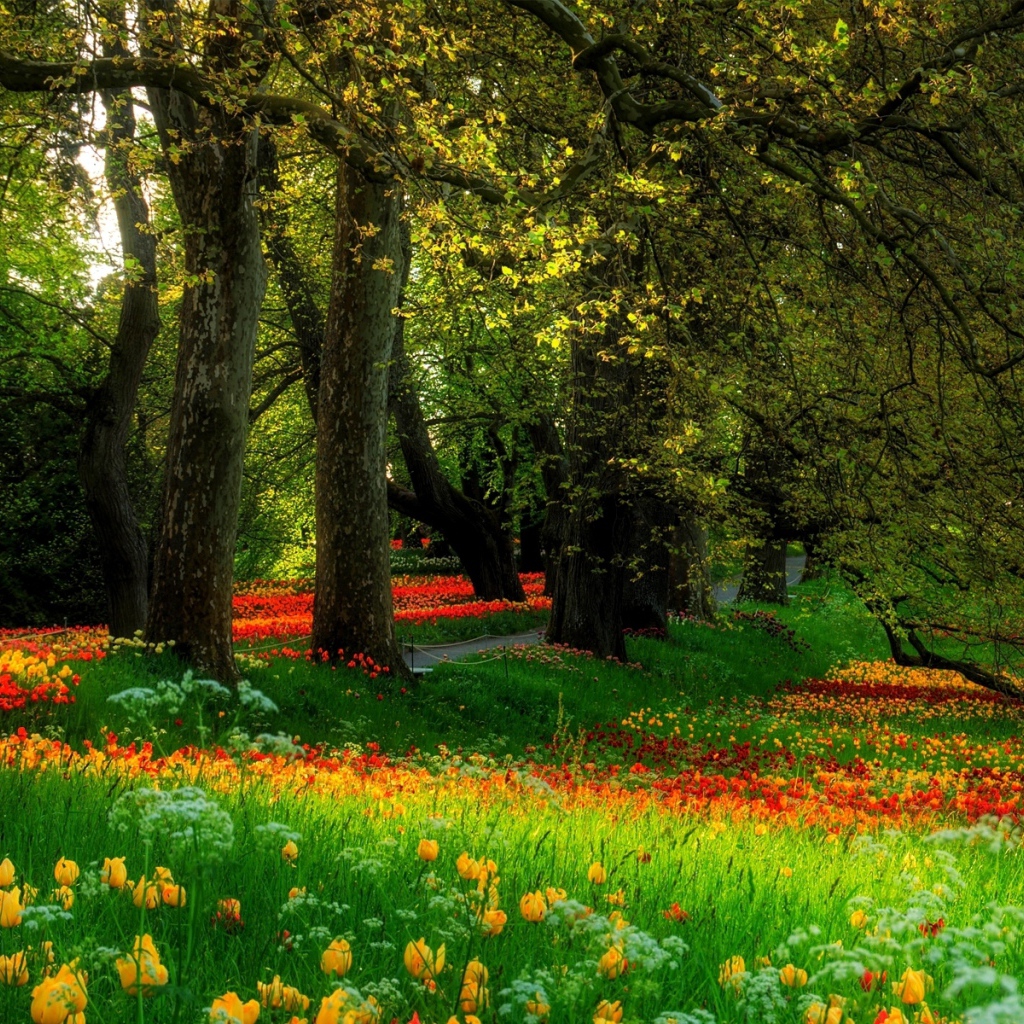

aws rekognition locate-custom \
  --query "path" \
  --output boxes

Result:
[401,629,544,674]
[713,554,806,606]
[402,554,808,672]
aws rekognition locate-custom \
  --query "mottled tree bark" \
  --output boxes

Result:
[736,540,789,605]
[669,516,716,620]
[311,164,408,677]
[145,11,268,679]
[621,496,671,631]
[547,326,632,660]
[526,413,568,596]
[78,84,159,638]
[257,135,323,422]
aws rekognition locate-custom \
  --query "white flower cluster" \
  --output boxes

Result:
[20,904,72,930]
[107,670,231,720]
[108,785,233,860]
[237,681,279,715]
[497,974,554,1020]
[254,821,302,845]
[653,1012,717,1024]
[737,968,789,1024]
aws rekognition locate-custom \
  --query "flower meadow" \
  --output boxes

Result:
[1,583,1024,1023]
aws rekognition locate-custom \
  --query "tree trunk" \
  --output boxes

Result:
[736,540,789,605]
[145,84,267,680]
[257,135,323,421]
[77,85,159,638]
[388,313,524,602]
[525,413,568,596]
[311,163,407,677]
[669,516,716,620]
[621,496,670,631]
[518,515,545,573]
[547,319,632,659]
[549,493,630,659]
[800,539,824,583]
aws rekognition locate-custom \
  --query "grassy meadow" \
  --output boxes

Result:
[1,576,1023,1024]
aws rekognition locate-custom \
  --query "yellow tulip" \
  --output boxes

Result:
[162,883,187,908]
[718,955,745,992]
[587,862,607,884]
[479,907,506,936]
[545,887,567,906]
[257,975,308,1012]
[404,938,445,981]
[417,839,438,861]
[849,909,868,929]
[100,857,128,889]
[132,877,161,910]
[31,964,87,1024]
[50,886,74,910]
[460,978,489,1014]
[463,960,488,986]
[779,964,808,988]
[116,934,169,996]
[210,991,261,1024]
[0,950,28,986]
[321,938,352,977]
[520,890,547,922]
[0,885,24,927]
[597,946,626,979]
[594,1000,623,1024]
[525,995,550,1018]
[314,989,350,1024]
[893,968,932,1005]
[53,859,79,887]
[0,857,15,887]
[281,841,299,863]
[804,1000,847,1024]
[779,866,793,878]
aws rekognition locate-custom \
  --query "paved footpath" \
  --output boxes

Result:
[400,629,545,673]
[402,554,807,671]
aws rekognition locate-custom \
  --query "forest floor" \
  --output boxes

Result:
[1,575,1022,1024]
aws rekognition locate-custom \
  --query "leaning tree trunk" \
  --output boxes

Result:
[78,83,159,638]
[145,91,267,680]
[669,516,716,621]
[388,307,524,602]
[311,163,408,677]
[736,539,789,605]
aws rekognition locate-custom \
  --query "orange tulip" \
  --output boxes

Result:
[520,890,547,922]
[210,991,260,1024]
[321,938,352,977]
[116,934,169,996]
[0,950,28,986]
[53,859,79,887]
[100,857,127,889]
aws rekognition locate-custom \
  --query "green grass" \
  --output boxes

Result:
[0,744,1021,1024]
[2,581,1023,1024]
[23,583,888,759]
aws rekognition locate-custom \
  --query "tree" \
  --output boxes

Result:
[77,76,160,638]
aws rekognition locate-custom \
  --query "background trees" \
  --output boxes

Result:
[1,0,1023,691]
